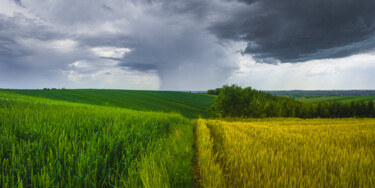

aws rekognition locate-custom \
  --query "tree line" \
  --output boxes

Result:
[208,85,375,118]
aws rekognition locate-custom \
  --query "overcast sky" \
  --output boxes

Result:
[1,0,375,90]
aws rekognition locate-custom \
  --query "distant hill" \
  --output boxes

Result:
[265,90,375,96]
[4,89,215,118]
[265,90,375,103]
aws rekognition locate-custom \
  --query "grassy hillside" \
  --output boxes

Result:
[285,94,375,103]
[4,89,215,118]
[0,90,194,187]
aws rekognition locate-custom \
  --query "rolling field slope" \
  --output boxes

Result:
[289,95,375,103]
[4,89,215,118]
[0,89,194,187]
[267,90,375,103]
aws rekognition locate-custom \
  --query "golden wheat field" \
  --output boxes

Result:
[196,118,375,187]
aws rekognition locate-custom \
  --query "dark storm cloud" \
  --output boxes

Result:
[2,0,375,90]
[0,37,28,58]
[0,13,67,66]
[0,12,86,88]
[0,0,239,89]
[0,15,38,68]
[12,0,25,8]
[112,11,238,89]
[63,0,239,89]
[0,14,66,42]
[210,0,375,63]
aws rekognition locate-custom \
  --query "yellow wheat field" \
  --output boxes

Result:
[196,118,375,187]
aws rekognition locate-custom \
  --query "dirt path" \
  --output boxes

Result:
[192,122,202,188]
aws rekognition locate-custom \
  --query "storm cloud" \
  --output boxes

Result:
[1,0,375,90]
[211,0,375,63]
[0,0,241,89]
